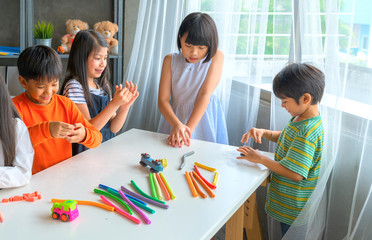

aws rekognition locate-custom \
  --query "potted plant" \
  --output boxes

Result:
[33,21,54,48]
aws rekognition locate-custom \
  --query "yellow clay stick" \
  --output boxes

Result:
[194,162,217,172]
[152,173,164,200]
[159,173,176,200]
[213,172,219,186]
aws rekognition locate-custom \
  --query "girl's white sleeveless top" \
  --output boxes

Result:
[158,51,228,144]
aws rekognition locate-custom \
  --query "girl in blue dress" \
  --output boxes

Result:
[158,12,228,147]
[60,30,139,155]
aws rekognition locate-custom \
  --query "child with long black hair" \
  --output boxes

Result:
[60,30,138,155]
[0,74,34,188]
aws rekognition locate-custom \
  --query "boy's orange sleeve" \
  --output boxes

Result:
[69,100,102,148]
[27,121,53,146]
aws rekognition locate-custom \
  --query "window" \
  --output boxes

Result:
[201,0,293,85]
[200,0,372,114]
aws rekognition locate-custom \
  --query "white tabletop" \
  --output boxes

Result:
[0,129,273,240]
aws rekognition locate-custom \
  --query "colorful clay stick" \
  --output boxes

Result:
[159,173,176,200]
[118,190,151,224]
[149,173,159,200]
[185,171,198,198]
[94,189,132,214]
[189,172,207,198]
[194,162,217,172]
[152,173,163,200]
[130,180,166,204]
[192,171,215,198]
[155,173,171,201]
[51,198,114,212]
[104,187,155,214]
[179,151,195,170]
[213,172,219,186]
[100,195,140,224]
[121,186,169,209]
[99,184,146,206]
[194,165,217,190]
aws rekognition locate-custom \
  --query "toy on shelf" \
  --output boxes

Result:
[93,21,119,55]
[140,153,166,173]
[51,199,79,222]
[60,19,89,53]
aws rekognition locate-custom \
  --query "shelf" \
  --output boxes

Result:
[1,0,123,86]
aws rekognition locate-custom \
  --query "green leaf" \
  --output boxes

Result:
[33,20,54,39]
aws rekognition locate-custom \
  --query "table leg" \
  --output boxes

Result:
[225,204,244,240]
[244,191,262,240]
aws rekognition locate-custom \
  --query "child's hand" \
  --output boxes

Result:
[168,124,192,148]
[236,146,262,163]
[0,210,4,223]
[122,81,139,108]
[49,121,74,138]
[241,128,265,144]
[64,123,87,143]
[112,84,134,107]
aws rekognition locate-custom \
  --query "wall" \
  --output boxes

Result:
[0,0,139,96]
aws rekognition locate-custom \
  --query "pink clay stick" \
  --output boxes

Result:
[100,195,141,224]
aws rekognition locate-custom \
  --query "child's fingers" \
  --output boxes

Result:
[241,134,247,143]
[253,131,260,143]
[241,133,250,143]
[129,81,134,91]
[132,83,137,93]
[0,211,4,223]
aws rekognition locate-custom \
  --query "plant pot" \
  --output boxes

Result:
[35,38,52,48]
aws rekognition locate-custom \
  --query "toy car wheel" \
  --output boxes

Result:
[52,212,59,220]
[61,213,69,222]
[150,168,159,173]
[139,161,147,167]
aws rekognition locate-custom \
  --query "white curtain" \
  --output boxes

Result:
[123,0,186,131]
[271,0,372,239]
[124,0,372,239]
[124,0,265,146]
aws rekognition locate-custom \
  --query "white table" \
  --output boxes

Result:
[0,129,273,240]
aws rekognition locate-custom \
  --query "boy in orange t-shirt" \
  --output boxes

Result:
[13,45,102,174]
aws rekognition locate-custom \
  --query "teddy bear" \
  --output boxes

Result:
[94,21,119,55]
[60,19,89,53]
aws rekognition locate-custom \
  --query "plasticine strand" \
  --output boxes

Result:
[185,171,198,198]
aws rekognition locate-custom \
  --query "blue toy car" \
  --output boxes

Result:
[140,153,164,173]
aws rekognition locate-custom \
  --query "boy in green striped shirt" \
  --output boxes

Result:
[237,63,325,237]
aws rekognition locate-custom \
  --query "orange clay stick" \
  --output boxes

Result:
[192,171,215,198]
[189,172,207,198]
[185,171,198,198]
[155,173,171,201]
[51,198,114,211]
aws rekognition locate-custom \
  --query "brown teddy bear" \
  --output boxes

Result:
[60,19,89,53]
[94,21,119,55]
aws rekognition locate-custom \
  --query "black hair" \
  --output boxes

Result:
[17,45,62,82]
[177,12,218,63]
[273,63,325,104]
[60,29,111,109]
[0,74,20,166]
